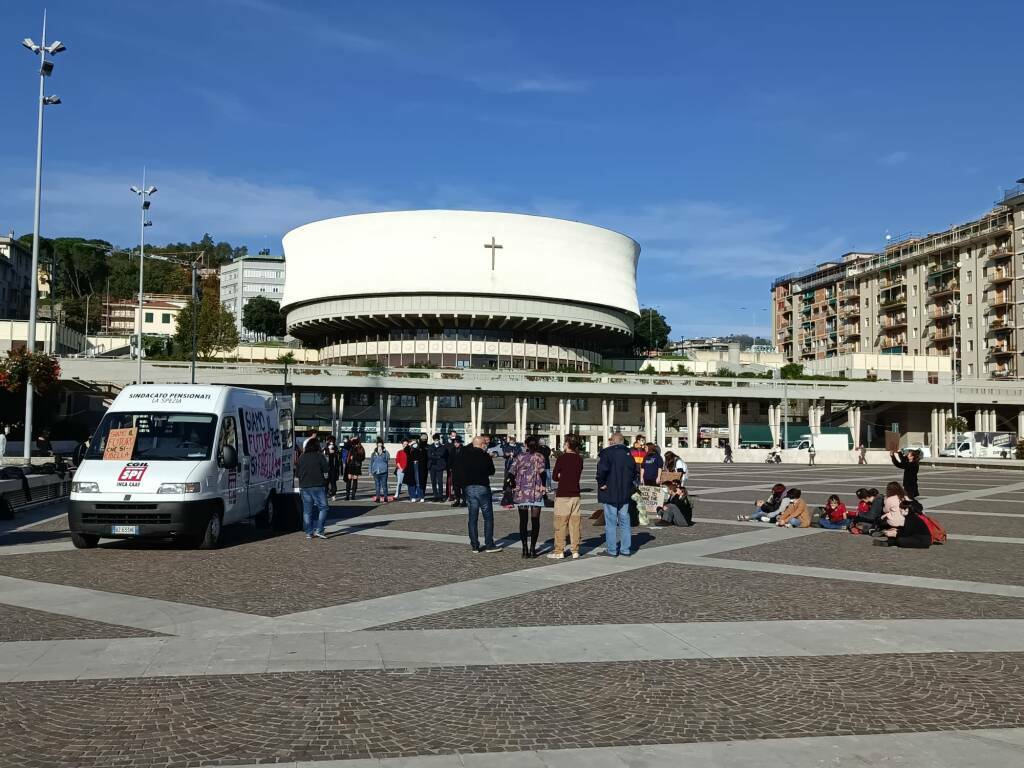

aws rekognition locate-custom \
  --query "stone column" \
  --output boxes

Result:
[974,410,984,432]
[514,398,522,441]
[725,402,735,449]
[685,401,697,449]
[330,392,339,437]
[521,397,529,438]
[608,400,616,438]
[565,399,573,444]
[557,398,566,450]
[990,410,999,432]
[1018,410,1024,439]
[767,404,778,448]
[383,391,392,441]
[733,402,742,448]
[600,399,609,445]
[657,411,667,451]
[929,408,939,456]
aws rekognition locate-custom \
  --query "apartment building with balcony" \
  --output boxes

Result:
[771,179,1024,380]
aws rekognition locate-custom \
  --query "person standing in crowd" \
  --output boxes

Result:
[343,437,365,501]
[297,436,329,539]
[324,435,341,498]
[890,449,920,498]
[598,432,638,557]
[463,435,501,553]
[807,441,816,467]
[549,433,583,559]
[723,441,734,463]
[858,444,867,465]
[0,425,7,459]
[407,434,429,502]
[511,435,547,558]
[446,429,459,499]
[630,435,646,466]
[428,433,448,502]
[369,439,390,502]
[641,442,663,486]
[663,450,688,485]
[448,435,466,507]
[394,438,410,500]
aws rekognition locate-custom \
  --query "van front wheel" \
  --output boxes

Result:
[197,511,222,550]
[71,532,99,549]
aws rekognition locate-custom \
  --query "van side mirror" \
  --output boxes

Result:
[220,445,238,469]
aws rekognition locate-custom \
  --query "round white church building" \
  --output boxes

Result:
[281,210,640,370]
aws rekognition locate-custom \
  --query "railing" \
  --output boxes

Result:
[989,294,1012,305]
[927,282,958,295]
[999,184,1024,204]
[990,269,1013,283]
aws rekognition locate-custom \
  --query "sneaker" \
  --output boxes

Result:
[314,532,327,539]
[571,552,580,559]
[484,545,503,553]
[473,546,484,554]
[546,552,565,559]
[305,534,313,540]
[759,516,772,523]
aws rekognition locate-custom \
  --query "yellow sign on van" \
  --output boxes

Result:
[103,428,137,460]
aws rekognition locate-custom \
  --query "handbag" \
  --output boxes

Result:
[543,493,554,509]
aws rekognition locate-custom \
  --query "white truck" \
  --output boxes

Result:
[794,433,850,451]
[69,385,294,549]
[940,431,1016,459]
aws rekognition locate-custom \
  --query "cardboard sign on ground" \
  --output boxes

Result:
[885,430,901,453]
[103,427,137,460]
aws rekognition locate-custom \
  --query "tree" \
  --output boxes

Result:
[945,415,968,435]
[780,363,805,379]
[175,280,238,359]
[634,308,671,352]
[242,296,287,340]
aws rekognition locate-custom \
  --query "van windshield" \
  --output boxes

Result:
[86,412,219,461]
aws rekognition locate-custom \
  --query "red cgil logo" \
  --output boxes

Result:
[118,464,148,483]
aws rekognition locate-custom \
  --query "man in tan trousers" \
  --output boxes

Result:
[548,433,584,559]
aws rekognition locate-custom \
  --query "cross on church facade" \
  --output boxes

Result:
[483,236,503,270]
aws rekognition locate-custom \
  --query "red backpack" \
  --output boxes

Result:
[918,513,947,545]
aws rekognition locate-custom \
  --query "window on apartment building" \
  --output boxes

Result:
[968,340,974,352]
[161,313,171,324]
[967,294,972,305]
[967,317,974,329]
[928,372,939,384]
[144,312,153,323]
[903,371,914,383]
[967,270,972,282]
[912,328,917,339]
[911,306,917,317]
[967,363,974,377]
[911,284,917,296]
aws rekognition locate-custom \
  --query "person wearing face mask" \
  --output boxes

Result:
[394,438,410,500]
[405,433,430,503]
[427,433,448,502]
[369,438,390,502]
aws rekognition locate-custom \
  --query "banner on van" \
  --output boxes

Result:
[104,427,138,460]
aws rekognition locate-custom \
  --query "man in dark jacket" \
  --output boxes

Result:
[890,449,920,498]
[448,435,466,507]
[427,433,448,501]
[462,436,501,552]
[597,432,639,557]
[406,434,430,502]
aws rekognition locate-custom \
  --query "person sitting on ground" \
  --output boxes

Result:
[879,481,907,534]
[847,487,883,534]
[817,494,849,529]
[653,482,693,527]
[777,488,810,528]
[877,497,931,549]
[738,483,786,521]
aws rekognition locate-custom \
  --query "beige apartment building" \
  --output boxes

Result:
[773,182,1024,379]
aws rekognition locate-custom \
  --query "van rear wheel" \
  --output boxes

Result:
[255,491,275,528]
[71,532,99,549]
[197,511,222,550]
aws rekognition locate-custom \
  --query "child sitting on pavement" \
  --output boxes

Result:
[817,494,849,529]
[847,487,883,534]
[777,488,810,528]
[878,481,907,535]
[652,482,694,527]
[738,483,786,522]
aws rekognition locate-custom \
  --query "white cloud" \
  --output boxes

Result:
[469,75,590,94]
[879,150,909,166]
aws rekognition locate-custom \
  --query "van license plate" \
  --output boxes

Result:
[111,525,139,535]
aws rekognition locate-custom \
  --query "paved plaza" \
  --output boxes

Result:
[2,462,1024,767]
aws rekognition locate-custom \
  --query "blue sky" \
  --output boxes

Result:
[2,0,1023,338]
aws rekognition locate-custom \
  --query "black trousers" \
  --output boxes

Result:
[430,468,445,500]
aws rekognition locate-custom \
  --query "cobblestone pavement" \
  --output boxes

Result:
[717,531,1024,586]
[378,562,1024,630]
[0,604,162,642]
[2,654,1023,767]
[2,463,1024,767]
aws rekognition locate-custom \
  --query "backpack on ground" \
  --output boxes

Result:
[918,513,947,545]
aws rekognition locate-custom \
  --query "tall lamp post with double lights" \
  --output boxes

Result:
[20,14,65,465]
[130,175,157,385]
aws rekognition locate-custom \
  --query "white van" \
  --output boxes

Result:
[69,385,294,549]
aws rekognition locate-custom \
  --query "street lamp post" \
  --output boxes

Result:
[130,173,157,385]
[20,13,65,465]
